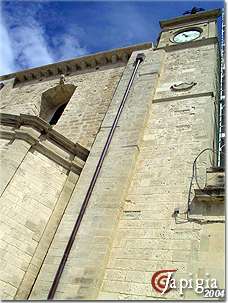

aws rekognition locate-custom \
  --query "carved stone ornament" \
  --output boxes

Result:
[59,74,66,85]
[170,81,197,91]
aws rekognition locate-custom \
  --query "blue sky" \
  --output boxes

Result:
[0,0,224,75]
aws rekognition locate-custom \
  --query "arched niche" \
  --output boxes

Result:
[40,83,76,125]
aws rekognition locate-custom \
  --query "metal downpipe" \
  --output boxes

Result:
[47,53,145,300]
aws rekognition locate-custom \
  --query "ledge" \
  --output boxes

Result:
[194,168,225,204]
[194,188,224,203]
[0,113,89,161]
[153,91,214,103]
[156,37,218,51]
[0,43,152,84]
[0,113,89,174]
[159,9,221,29]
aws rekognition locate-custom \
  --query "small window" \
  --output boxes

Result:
[49,103,68,125]
[40,83,76,125]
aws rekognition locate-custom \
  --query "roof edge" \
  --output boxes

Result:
[160,9,221,29]
[0,42,152,83]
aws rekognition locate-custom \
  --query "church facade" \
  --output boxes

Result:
[0,9,225,300]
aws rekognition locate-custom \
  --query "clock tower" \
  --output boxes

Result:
[153,8,222,166]
[157,9,220,48]
[0,7,224,301]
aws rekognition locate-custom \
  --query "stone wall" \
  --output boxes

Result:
[29,48,165,300]
[0,64,125,150]
[98,44,224,299]
[98,95,223,300]
[0,15,224,300]
[0,57,126,300]
[0,147,67,299]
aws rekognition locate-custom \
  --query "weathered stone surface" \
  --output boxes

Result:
[29,47,165,300]
[0,9,224,301]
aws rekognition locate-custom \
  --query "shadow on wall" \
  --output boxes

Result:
[40,82,77,125]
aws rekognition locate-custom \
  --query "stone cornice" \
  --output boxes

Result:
[160,9,221,30]
[156,36,218,51]
[0,43,152,84]
[0,113,89,166]
[153,92,214,103]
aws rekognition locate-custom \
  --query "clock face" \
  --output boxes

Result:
[173,30,201,43]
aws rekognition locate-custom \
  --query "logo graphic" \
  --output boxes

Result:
[151,269,177,294]
[151,270,222,297]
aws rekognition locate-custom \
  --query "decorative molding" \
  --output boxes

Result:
[0,113,89,159]
[153,91,214,103]
[170,81,197,91]
[156,37,218,51]
[0,113,89,174]
[0,43,152,84]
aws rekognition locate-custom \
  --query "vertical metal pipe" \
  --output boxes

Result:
[47,53,145,300]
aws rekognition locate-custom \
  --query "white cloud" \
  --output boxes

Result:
[51,29,87,61]
[0,7,15,74]
[10,20,54,70]
[0,3,53,74]
[0,3,87,75]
